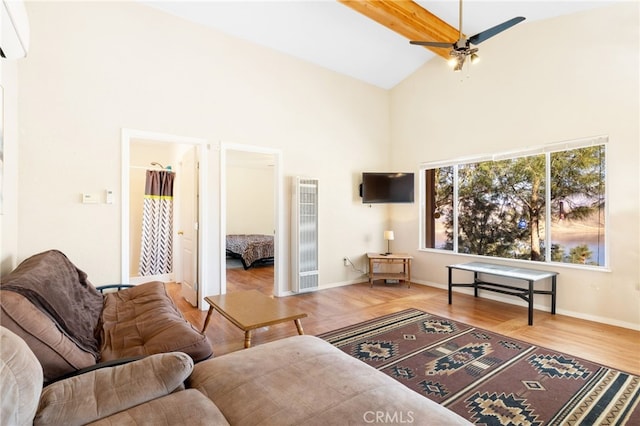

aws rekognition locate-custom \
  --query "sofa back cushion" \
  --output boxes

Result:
[1,326,44,425]
[0,250,104,358]
[0,291,96,382]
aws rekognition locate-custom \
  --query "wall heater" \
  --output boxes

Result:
[291,177,319,293]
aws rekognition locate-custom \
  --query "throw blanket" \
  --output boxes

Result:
[1,250,104,359]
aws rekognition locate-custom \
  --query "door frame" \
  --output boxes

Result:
[220,143,284,296]
[121,128,209,308]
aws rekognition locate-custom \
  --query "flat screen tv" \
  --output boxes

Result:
[361,172,415,204]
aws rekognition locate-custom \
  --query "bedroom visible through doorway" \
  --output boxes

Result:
[221,144,281,295]
[224,149,276,295]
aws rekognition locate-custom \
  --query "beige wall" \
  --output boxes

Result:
[12,1,389,293]
[226,165,275,235]
[389,3,639,329]
[0,61,19,274]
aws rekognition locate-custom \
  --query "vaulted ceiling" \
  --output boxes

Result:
[143,1,617,89]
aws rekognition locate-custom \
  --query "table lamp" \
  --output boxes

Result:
[384,230,394,255]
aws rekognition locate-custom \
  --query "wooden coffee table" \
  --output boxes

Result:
[201,290,307,348]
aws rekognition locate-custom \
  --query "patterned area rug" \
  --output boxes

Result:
[318,309,640,425]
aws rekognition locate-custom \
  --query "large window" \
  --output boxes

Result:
[422,138,607,267]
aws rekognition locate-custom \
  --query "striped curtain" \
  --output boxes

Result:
[139,170,175,276]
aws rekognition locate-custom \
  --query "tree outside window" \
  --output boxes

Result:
[423,143,606,267]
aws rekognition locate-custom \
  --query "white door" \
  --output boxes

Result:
[179,146,198,306]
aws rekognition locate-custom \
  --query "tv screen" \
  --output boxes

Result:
[361,172,415,204]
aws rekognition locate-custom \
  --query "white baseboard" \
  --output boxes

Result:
[281,277,639,331]
[412,279,640,331]
[282,276,367,296]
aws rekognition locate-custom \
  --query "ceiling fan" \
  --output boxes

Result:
[410,0,525,71]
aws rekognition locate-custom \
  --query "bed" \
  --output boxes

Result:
[226,234,274,270]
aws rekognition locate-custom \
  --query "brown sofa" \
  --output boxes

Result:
[1,327,472,425]
[0,250,212,383]
[0,251,472,425]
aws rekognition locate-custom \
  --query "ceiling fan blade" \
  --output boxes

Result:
[468,16,525,45]
[410,40,453,48]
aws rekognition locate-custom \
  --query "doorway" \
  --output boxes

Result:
[220,143,284,297]
[121,129,209,309]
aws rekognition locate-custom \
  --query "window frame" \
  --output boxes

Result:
[418,136,609,270]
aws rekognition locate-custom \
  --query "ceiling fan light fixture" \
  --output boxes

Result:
[448,52,465,71]
[408,0,525,73]
[453,57,464,72]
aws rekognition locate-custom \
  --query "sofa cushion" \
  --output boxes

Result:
[98,281,212,362]
[188,335,471,426]
[86,389,230,425]
[0,326,44,426]
[0,250,104,358]
[0,291,96,382]
[35,352,194,426]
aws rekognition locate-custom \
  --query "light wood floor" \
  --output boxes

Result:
[169,265,640,375]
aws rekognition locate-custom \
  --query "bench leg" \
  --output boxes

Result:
[551,276,557,315]
[244,330,252,348]
[528,280,534,326]
[473,272,479,297]
[448,267,453,304]
[294,318,305,335]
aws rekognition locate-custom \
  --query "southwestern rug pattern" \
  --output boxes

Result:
[318,309,639,425]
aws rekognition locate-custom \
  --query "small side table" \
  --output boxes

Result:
[367,253,413,288]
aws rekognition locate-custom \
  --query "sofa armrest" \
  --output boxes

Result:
[35,352,194,426]
[95,284,135,294]
[86,389,230,426]
[45,356,145,385]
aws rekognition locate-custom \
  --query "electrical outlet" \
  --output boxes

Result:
[343,257,348,267]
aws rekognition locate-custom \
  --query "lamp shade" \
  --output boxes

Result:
[383,230,394,241]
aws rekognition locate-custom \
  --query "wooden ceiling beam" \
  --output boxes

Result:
[338,0,461,60]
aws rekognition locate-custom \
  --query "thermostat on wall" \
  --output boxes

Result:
[82,193,99,204]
